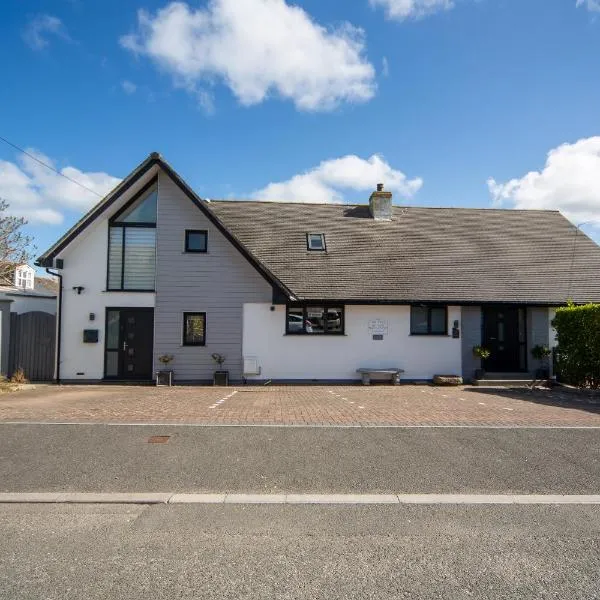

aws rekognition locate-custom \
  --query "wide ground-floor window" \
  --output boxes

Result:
[286,305,344,335]
[410,305,448,335]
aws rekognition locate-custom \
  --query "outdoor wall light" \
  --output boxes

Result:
[72,286,85,295]
[452,319,460,339]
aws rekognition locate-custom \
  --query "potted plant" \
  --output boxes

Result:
[531,344,552,380]
[212,353,228,386]
[156,354,174,386]
[472,345,491,380]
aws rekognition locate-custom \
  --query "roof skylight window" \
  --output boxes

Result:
[307,233,326,251]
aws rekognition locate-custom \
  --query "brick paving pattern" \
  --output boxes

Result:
[0,384,599,426]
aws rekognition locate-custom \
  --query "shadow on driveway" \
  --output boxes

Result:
[463,385,600,416]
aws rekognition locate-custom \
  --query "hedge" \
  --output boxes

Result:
[553,303,600,389]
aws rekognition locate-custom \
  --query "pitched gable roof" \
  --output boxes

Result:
[37,152,600,305]
[207,201,600,305]
[36,153,292,298]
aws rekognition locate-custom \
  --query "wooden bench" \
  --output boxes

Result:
[356,368,404,386]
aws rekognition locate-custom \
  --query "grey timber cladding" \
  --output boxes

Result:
[461,306,482,381]
[207,202,600,305]
[527,307,551,374]
[155,173,272,382]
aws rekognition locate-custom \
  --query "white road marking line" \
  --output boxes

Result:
[479,402,486,406]
[3,423,600,429]
[359,406,365,409]
[2,492,600,505]
[502,408,514,411]
[209,390,238,409]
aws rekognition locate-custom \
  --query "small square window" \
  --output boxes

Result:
[183,312,206,346]
[307,233,326,251]
[185,230,208,253]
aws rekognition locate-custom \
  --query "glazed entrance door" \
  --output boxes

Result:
[105,308,154,380]
[482,306,526,373]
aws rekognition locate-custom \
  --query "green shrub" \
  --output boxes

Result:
[9,368,28,384]
[531,345,551,361]
[472,345,491,360]
[553,303,600,389]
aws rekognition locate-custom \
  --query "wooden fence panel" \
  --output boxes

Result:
[8,311,56,381]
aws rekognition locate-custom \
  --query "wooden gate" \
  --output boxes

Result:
[8,311,56,381]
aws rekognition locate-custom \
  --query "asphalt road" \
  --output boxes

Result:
[1,503,599,599]
[0,424,599,493]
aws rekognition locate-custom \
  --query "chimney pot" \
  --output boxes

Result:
[369,184,393,221]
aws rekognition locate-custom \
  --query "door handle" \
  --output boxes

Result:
[489,337,497,340]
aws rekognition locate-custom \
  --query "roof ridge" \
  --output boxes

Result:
[209,199,562,213]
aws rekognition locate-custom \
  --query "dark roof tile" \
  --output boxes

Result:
[208,202,600,305]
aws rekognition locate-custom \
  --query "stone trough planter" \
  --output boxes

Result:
[433,374,463,386]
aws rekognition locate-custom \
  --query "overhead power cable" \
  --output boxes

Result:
[0,134,103,198]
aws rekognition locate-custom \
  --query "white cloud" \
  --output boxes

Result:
[370,0,454,21]
[487,137,600,226]
[253,154,423,203]
[22,14,71,50]
[577,0,600,12]
[121,80,137,94]
[120,0,376,112]
[0,151,121,225]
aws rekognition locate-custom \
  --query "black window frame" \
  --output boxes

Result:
[183,312,207,346]
[285,304,345,335]
[185,229,208,253]
[410,304,448,336]
[106,177,157,292]
[306,233,326,252]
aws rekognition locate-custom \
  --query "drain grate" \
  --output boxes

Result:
[147,436,170,444]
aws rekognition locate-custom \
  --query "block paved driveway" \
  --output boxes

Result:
[0,384,599,426]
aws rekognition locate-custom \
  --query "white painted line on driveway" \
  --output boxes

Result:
[2,493,600,505]
[209,390,238,409]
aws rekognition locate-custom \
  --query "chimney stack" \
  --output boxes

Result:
[369,183,392,221]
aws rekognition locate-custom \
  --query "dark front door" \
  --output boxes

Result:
[105,308,154,380]
[482,306,526,373]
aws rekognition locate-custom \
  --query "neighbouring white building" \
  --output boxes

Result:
[0,264,57,378]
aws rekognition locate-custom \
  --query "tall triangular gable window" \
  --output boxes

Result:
[107,179,157,291]
[113,184,157,224]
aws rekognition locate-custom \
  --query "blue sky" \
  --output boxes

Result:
[2,0,600,256]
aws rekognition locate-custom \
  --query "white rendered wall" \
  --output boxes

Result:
[57,216,155,380]
[242,304,462,381]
